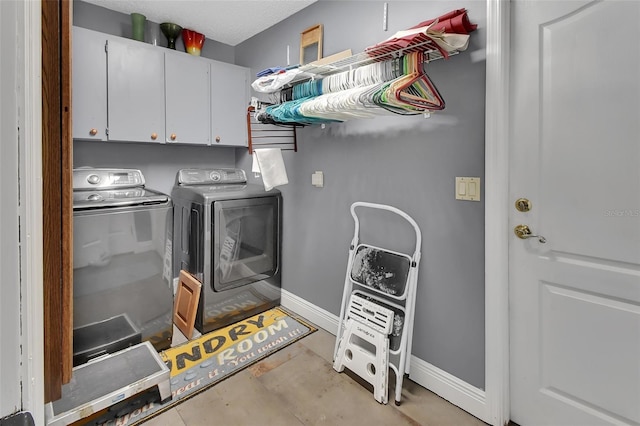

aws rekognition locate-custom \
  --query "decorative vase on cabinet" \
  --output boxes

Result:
[160,22,182,49]
[182,29,205,56]
[131,13,146,41]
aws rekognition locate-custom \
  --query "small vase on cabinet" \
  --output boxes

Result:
[182,29,205,56]
[160,23,182,49]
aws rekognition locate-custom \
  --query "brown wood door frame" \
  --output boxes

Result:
[42,0,73,403]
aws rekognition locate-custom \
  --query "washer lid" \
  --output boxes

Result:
[73,187,169,210]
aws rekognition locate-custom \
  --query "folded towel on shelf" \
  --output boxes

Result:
[256,64,300,78]
[253,148,289,191]
[256,67,286,77]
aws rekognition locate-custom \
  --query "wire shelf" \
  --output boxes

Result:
[289,37,457,86]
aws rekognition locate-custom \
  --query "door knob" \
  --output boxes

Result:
[514,224,546,243]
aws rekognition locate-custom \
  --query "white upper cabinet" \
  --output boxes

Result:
[165,51,211,145]
[73,27,107,141]
[210,60,250,147]
[72,26,250,147]
[106,36,165,143]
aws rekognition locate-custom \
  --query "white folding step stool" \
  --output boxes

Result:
[333,202,421,406]
[333,293,395,404]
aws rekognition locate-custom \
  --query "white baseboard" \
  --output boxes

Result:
[280,289,489,423]
[281,289,339,335]
[408,356,489,423]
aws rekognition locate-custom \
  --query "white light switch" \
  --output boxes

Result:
[455,177,481,201]
[468,181,477,196]
[312,171,324,188]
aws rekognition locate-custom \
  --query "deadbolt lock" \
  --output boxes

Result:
[515,198,532,212]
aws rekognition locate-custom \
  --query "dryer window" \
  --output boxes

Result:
[213,198,279,291]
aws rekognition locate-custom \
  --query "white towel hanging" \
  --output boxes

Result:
[253,148,289,191]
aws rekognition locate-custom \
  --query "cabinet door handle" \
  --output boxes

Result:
[170,133,177,141]
[215,136,221,143]
[89,128,98,136]
[151,132,158,140]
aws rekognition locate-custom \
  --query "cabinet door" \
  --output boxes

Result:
[72,27,107,141]
[107,37,165,143]
[210,61,250,147]
[165,52,210,145]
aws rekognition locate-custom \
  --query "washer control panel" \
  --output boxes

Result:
[73,168,145,190]
[177,168,247,185]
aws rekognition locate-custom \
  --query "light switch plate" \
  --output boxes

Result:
[456,177,481,201]
[312,171,324,187]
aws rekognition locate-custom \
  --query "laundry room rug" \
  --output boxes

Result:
[87,307,316,426]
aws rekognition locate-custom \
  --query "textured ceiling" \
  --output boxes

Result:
[81,0,317,46]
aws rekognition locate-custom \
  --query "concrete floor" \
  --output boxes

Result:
[144,326,486,426]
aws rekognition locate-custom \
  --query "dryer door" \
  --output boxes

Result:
[212,196,280,291]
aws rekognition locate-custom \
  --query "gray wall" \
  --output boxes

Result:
[235,0,486,388]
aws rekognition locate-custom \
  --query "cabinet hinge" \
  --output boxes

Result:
[105,40,108,53]
[105,128,109,136]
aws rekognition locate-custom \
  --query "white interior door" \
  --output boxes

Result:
[509,1,640,425]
